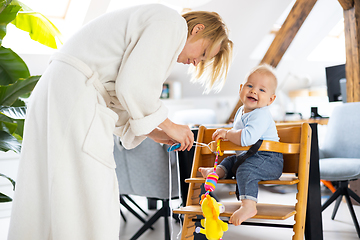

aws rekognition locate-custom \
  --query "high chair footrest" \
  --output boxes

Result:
[174,202,296,220]
[185,177,299,185]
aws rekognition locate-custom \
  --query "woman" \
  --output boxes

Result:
[8,4,233,240]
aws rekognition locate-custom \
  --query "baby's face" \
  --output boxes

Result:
[239,72,276,113]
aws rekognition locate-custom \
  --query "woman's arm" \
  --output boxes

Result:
[146,128,176,146]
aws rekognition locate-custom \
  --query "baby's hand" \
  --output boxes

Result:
[212,129,228,141]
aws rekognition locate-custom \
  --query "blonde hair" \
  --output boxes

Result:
[245,64,278,92]
[182,11,233,93]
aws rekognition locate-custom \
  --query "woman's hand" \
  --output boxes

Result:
[158,118,194,151]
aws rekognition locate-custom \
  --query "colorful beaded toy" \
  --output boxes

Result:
[204,140,223,196]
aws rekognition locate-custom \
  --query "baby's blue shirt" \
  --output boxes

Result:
[233,106,279,146]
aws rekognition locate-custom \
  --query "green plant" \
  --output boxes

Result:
[0,0,62,202]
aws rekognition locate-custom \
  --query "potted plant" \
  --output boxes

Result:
[0,0,62,202]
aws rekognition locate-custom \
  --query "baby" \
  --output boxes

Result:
[199,64,284,226]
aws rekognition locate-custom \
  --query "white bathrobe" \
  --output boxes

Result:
[8,4,187,240]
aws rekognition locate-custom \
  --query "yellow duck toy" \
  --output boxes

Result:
[195,194,228,240]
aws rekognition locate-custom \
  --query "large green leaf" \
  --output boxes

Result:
[11,98,25,107]
[0,172,15,203]
[0,1,20,24]
[0,1,21,44]
[11,11,63,49]
[13,118,23,137]
[0,173,15,190]
[0,106,26,119]
[0,111,13,122]
[0,46,30,85]
[0,192,12,202]
[0,107,24,137]
[0,0,14,12]
[0,75,39,106]
[0,120,17,134]
[0,130,20,152]
[0,112,17,135]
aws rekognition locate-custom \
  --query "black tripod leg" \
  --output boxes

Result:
[120,196,154,230]
[322,188,341,211]
[331,196,342,220]
[344,191,360,238]
[163,200,170,240]
[120,210,127,222]
[130,207,165,240]
[348,188,360,204]
[123,195,149,216]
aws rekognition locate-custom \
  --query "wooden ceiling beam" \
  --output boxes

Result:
[343,1,360,102]
[338,0,354,10]
[260,0,318,67]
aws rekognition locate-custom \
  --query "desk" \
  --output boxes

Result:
[177,123,323,240]
[276,118,329,125]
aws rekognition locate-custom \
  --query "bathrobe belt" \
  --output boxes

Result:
[49,52,113,107]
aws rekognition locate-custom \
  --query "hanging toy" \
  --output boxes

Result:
[196,140,228,240]
[195,194,228,240]
[203,140,223,196]
[204,172,219,193]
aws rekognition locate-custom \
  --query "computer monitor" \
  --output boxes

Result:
[325,64,346,102]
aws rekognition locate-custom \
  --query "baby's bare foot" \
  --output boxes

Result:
[229,199,257,226]
[198,167,214,178]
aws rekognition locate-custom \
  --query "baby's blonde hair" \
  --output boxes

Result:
[245,64,278,93]
[182,11,233,93]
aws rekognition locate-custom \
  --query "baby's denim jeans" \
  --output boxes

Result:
[218,151,283,202]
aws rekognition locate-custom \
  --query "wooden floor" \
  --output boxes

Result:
[1,184,359,240]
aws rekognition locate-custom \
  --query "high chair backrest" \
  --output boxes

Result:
[174,122,312,240]
[191,123,310,179]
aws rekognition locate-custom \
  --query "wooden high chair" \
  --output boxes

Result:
[173,123,312,240]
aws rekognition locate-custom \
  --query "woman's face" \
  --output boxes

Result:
[177,24,220,66]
